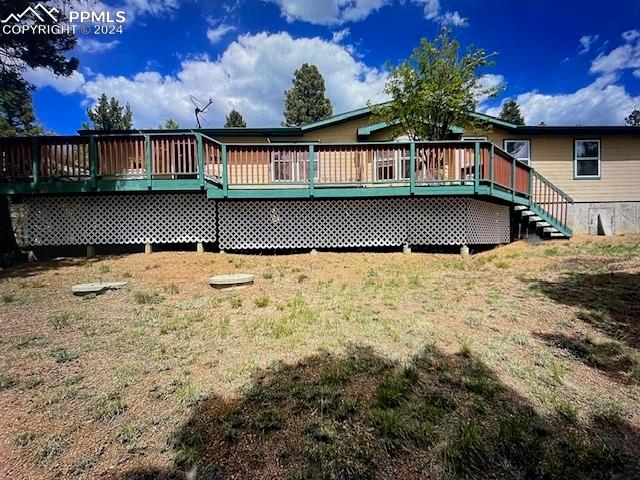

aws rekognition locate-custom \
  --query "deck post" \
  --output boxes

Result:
[30,137,40,189]
[409,142,416,194]
[528,166,533,206]
[489,144,494,197]
[144,242,153,255]
[473,142,480,194]
[144,134,152,190]
[221,144,228,197]
[511,156,516,202]
[196,133,204,188]
[308,144,315,197]
[89,135,98,189]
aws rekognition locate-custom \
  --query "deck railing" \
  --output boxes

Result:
[0,134,572,232]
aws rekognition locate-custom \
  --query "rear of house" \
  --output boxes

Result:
[0,106,637,254]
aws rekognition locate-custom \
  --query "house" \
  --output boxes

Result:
[1,105,634,253]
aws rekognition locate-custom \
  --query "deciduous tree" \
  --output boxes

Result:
[372,29,500,140]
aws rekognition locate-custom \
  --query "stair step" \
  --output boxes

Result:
[536,221,551,227]
[543,227,559,233]
[528,216,543,222]
[549,232,567,238]
[520,210,535,216]
[514,205,528,211]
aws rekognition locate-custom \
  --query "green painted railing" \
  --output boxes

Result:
[0,134,572,234]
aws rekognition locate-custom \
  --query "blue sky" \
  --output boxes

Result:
[22,0,640,133]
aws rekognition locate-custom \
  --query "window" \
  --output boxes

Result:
[504,140,531,165]
[270,150,308,182]
[461,136,488,141]
[574,139,600,178]
[374,149,410,181]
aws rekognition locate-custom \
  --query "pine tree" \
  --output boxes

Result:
[283,64,332,127]
[499,100,525,125]
[84,94,133,130]
[159,118,180,129]
[224,109,247,127]
[625,109,640,126]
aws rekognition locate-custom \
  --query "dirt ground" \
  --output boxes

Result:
[0,236,639,479]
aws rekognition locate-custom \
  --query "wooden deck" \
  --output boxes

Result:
[0,134,573,236]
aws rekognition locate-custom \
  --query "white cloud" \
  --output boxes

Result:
[483,30,640,125]
[332,27,350,43]
[206,24,235,44]
[57,31,388,128]
[412,0,468,26]
[76,37,120,53]
[578,34,599,54]
[485,78,639,125]
[475,74,504,104]
[266,0,468,27]
[590,32,640,75]
[24,68,86,95]
[622,29,640,42]
[265,0,391,26]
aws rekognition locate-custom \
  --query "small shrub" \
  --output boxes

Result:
[550,364,566,386]
[117,422,144,444]
[229,296,243,309]
[254,296,269,308]
[297,273,308,283]
[2,294,15,304]
[70,455,96,474]
[92,392,127,421]
[0,372,17,390]
[133,291,162,305]
[47,346,79,364]
[122,271,133,279]
[164,283,179,295]
[262,271,274,280]
[459,335,474,357]
[511,330,534,347]
[97,264,110,274]
[591,399,625,424]
[13,431,36,447]
[35,434,66,462]
[50,312,72,330]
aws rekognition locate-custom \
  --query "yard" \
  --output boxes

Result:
[0,236,639,479]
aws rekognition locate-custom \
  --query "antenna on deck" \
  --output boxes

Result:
[190,95,213,128]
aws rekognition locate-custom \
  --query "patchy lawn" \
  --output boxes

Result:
[0,236,639,479]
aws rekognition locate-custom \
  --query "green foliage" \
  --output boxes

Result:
[372,28,499,140]
[283,63,332,126]
[224,109,247,127]
[625,109,640,126]
[159,118,180,129]
[84,93,133,130]
[499,100,525,125]
[0,1,78,136]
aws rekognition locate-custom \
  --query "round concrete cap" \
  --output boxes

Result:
[208,273,255,289]
[71,282,128,295]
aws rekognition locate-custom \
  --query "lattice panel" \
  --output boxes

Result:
[218,197,473,250]
[21,194,216,246]
[466,199,510,244]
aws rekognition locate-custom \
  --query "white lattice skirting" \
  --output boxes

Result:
[19,194,510,248]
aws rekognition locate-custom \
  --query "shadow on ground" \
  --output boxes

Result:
[116,345,640,480]
[530,267,640,348]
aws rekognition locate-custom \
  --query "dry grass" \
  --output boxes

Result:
[0,235,639,478]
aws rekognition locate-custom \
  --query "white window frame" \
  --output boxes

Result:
[374,149,409,181]
[504,139,531,166]
[270,150,315,183]
[574,139,601,179]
